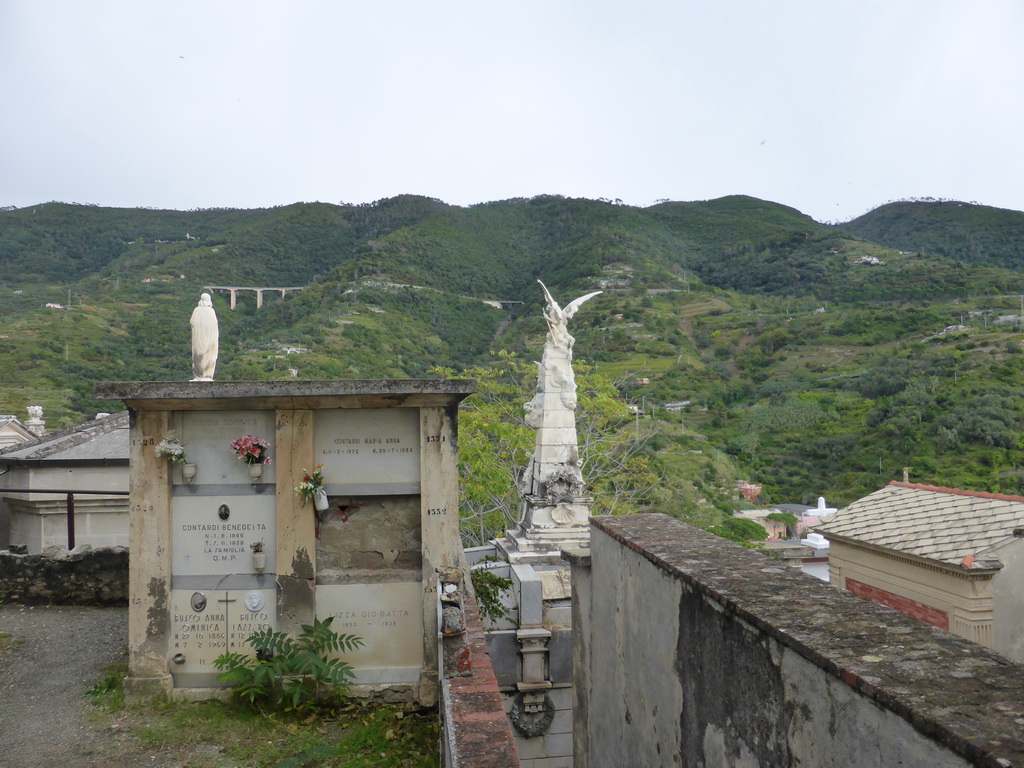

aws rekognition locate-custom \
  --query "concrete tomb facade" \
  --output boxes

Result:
[0,413,38,448]
[96,380,473,703]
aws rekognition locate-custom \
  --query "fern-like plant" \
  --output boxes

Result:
[213,616,363,712]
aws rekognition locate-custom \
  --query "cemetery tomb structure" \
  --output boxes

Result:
[95,380,474,705]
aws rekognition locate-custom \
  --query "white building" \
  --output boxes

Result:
[0,412,129,552]
[0,415,37,450]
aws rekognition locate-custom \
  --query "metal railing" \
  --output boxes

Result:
[0,488,130,550]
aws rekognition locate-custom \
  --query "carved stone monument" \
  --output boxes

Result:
[190,293,219,381]
[24,405,45,437]
[498,281,600,563]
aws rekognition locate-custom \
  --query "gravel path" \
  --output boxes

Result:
[0,604,128,768]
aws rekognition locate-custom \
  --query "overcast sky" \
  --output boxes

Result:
[2,1,1022,223]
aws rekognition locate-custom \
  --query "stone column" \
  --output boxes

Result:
[419,405,464,705]
[125,408,173,700]
[24,406,45,437]
[274,409,317,635]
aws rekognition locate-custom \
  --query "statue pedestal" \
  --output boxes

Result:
[496,495,591,565]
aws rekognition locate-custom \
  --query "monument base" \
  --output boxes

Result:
[124,674,173,703]
[496,527,590,566]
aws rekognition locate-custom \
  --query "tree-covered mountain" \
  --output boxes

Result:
[3,194,1024,519]
[8,195,1024,302]
[842,199,1024,269]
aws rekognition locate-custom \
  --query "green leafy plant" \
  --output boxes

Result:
[84,661,127,711]
[214,617,363,712]
[470,566,515,624]
[766,511,798,535]
[705,516,769,547]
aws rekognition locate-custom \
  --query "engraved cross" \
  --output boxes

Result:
[218,591,236,646]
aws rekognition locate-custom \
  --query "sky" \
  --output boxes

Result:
[2,1,1023,223]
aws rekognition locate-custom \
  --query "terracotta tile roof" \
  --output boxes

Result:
[816,481,1024,568]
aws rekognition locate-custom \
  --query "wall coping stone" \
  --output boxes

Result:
[560,546,591,568]
[442,591,521,767]
[95,380,476,410]
[592,514,1024,767]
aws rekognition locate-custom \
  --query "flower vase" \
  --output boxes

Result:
[313,489,329,511]
[252,552,266,572]
[182,463,197,483]
[248,463,264,482]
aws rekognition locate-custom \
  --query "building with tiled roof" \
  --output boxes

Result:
[817,481,1024,662]
[0,415,38,450]
[0,411,129,552]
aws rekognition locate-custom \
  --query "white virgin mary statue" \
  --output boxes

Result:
[190,293,219,381]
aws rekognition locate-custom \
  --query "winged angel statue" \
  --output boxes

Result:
[523,281,602,430]
[537,280,602,353]
[520,281,603,523]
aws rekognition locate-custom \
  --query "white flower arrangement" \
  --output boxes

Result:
[155,432,187,464]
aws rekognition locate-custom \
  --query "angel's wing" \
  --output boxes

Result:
[537,280,561,315]
[562,291,603,320]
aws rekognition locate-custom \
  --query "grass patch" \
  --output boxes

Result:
[0,631,24,657]
[596,354,677,379]
[85,660,128,712]
[89,696,438,768]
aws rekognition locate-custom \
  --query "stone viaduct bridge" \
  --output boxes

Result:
[204,285,305,310]
[205,282,525,312]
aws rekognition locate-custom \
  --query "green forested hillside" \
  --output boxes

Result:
[842,200,1024,269]
[3,194,1024,527]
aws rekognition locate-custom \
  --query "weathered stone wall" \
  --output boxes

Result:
[316,495,422,582]
[0,547,128,605]
[570,514,1024,768]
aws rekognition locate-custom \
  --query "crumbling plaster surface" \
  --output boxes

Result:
[316,495,422,580]
[779,647,970,768]
[578,514,1024,768]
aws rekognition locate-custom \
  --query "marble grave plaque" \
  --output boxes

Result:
[173,494,275,576]
[315,408,420,492]
[316,582,423,684]
[176,410,276,485]
[169,587,276,685]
